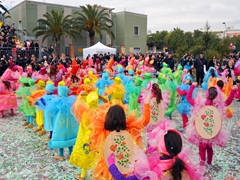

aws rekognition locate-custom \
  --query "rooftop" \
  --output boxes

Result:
[9,0,113,11]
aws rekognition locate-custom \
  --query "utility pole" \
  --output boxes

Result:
[222,22,227,38]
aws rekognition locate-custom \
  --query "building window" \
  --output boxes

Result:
[18,20,22,30]
[134,27,139,36]
[134,47,141,54]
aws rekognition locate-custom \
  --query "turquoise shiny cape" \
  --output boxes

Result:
[47,95,79,149]
[36,94,58,131]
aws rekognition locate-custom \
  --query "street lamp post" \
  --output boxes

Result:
[222,22,227,38]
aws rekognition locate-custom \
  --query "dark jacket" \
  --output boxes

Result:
[208,60,218,69]
[194,57,207,73]
[164,57,174,70]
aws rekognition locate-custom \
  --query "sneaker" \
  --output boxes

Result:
[22,122,29,126]
[75,174,85,180]
[33,127,41,133]
[54,154,65,161]
[237,99,240,102]
[38,130,46,136]
[44,137,51,141]
[25,124,34,129]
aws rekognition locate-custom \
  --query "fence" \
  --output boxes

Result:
[0,47,41,59]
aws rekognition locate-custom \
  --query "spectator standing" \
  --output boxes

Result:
[35,41,39,58]
[194,52,207,87]
[208,56,219,69]
[182,55,193,75]
[164,52,174,70]
[48,45,54,54]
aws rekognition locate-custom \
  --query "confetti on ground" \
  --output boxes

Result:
[0,96,240,179]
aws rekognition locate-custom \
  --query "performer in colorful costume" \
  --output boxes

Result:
[46,82,79,161]
[141,73,151,89]
[35,82,57,140]
[176,75,194,129]
[16,78,36,128]
[125,77,143,115]
[85,70,98,84]
[0,69,18,117]
[186,83,237,166]
[164,74,177,118]
[90,92,151,179]
[202,67,219,90]
[67,65,80,95]
[234,60,240,101]
[173,64,184,85]
[107,120,204,180]
[70,92,108,180]
[28,80,47,136]
[32,67,48,82]
[105,76,125,104]
[95,72,113,97]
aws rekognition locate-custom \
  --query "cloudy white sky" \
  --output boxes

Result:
[4,0,240,32]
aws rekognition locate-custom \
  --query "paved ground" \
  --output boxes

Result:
[0,95,240,180]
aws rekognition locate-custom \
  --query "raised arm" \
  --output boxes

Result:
[109,164,138,180]
[186,84,196,106]
[108,154,138,180]
[177,87,187,96]
[225,87,237,106]
[130,103,150,128]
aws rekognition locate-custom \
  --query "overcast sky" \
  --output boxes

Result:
[4,0,240,32]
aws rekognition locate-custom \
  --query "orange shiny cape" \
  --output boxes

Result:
[211,78,233,118]
[90,104,150,180]
[27,89,45,106]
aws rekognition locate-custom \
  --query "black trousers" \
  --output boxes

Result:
[196,71,204,85]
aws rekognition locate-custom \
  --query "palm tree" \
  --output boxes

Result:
[75,4,114,46]
[0,1,9,14]
[32,9,81,56]
[2,11,11,20]
[0,1,10,22]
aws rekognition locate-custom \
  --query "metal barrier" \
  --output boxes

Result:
[0,47,40,59]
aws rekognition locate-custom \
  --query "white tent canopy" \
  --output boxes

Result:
[83,42,116,59]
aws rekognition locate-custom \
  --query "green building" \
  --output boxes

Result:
[8,0,147,56]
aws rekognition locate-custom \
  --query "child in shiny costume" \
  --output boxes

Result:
[176,75,194,129]
[16,78,36,129]
[29,80,47,136]
[46,82,78,161]
[89,91,152,179]
[70,92,108,180]
[0,69,17,117]
[186,82,237,167]
[105,76,125,104]
[35,82,57,140]
[107,120,203,180]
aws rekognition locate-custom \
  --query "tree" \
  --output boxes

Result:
[32,9,81,56]
[74,4,114,46]
[2,11,10,20]
[0,1,9,14]
[184,32,194,47]
[164,28,185,52]
[0,1,10,23]
[193,29,203,40]
[202,21,211,51]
